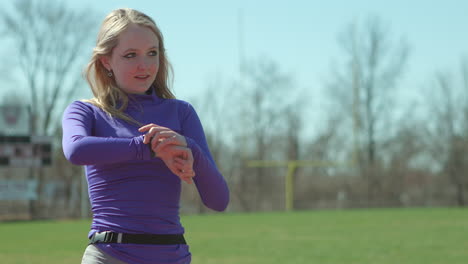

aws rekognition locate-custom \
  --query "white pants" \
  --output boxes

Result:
[81,244,127,264]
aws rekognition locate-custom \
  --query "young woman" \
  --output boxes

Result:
[62,8,229,264]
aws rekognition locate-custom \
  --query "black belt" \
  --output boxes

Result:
[89,231,186,245]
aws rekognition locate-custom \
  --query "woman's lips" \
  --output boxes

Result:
[135,75,150,80]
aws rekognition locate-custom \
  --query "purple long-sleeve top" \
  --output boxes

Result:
[62,90,229,264]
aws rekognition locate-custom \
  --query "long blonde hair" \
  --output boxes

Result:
[84,8,175,125]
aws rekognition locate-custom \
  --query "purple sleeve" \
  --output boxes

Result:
[181,103,230,212]
[61,101,152,165]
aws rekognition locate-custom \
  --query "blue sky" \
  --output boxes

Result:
[65,0,468,103]
[3,0,468,136]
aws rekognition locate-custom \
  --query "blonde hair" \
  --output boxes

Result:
[84,8,175,125]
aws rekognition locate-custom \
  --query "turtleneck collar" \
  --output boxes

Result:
[127,87,163,105]
[119,87,164,114]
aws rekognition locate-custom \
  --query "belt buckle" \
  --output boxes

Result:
[91,231,109,243]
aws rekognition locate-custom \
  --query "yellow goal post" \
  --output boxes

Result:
[246,160,355,211]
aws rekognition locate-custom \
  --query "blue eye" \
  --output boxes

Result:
[149,50,158,56]
[123,52,136,58]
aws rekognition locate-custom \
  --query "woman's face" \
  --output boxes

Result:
[101,24,160,94]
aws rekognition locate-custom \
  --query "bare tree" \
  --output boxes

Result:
[381,117,429,206]
[0,0,97,136]
[188,75,235,213]
[0,0,98,218]
[233,58,297,210]
[326,16,409,204]
[195,75,231,166]
[428,65,468,206]
[194,74,256,212]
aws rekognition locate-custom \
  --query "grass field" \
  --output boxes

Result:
[0,207,467,264]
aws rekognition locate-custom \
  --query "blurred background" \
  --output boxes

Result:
[1,0,468,220]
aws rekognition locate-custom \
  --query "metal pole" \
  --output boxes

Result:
[285,162,296,211]
[247,160,355,211]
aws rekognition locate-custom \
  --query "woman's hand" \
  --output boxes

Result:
[158,145,195,184]
[139,124,195,184]
[138,123,187,155]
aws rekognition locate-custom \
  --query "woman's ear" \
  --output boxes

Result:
[99,55,112,71]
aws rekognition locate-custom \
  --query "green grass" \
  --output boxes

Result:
[0,208,467,264]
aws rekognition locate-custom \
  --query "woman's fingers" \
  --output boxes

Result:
[159,145,191,160]
[175,154,193,168]
[139,124,193,184]
[158,146,195,183]
[141,125,186,149]
[163,158,186,175]
[153,135,187,154]
[138,123,165,132]
[144,127,169,144]
[150,131,182,150]
[139,124,160,144]
[138,124,175,145]
[164,159,195,183]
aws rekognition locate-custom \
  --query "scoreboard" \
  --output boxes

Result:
[0,135,52,167]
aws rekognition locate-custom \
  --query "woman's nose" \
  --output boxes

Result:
[136,57,152,70]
